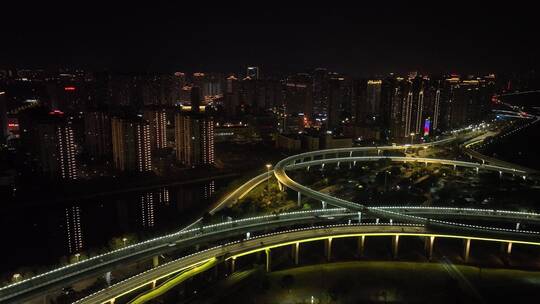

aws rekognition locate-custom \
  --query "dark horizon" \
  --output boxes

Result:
[1,4,539,76]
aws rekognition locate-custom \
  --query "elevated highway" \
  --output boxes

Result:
[461,118,539,174]
[2,135,540,303]
[75,223,540,304]
[274,151,530,223]
[2,205,540,303]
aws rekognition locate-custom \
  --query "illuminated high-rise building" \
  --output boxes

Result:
[204,73,224,97]
[284,73,313,119]
[37,111,78,180]
[396,77,428,137]
[174,87,214,167]
[224,75,240,117]
[84,111,112,159]
[0,91,6,146]
[111,116,152,172]
[192,72,208,97]
[402,90,414,136]
[415,89,425,133]
[388,78,405,137]
[247,66,259,79]
[240,76,257,110]
[327,74,352,130]
[141,74,178,106]
[143,107,167,151]
[366,80,382,117]
[312,68,329,116]
[433,88,441,130]
[190,86,202,112]
[65,205,83,254]
[174,113,214,167]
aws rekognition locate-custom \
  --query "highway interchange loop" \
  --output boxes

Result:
[3,131,540,303]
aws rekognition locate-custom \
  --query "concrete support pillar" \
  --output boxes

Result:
[500,242,513,255]
[292,242,300,265]
[265,249,271,272]
[507,242,513,255]
[337,162,340,168]
[324,238,333,261]
[230,257,236,273]
[322,201,327,209]
[392,235,400,259]
[357,235,366,257]
[425,236,435,261]
[104,271,112,286]
[153,255,159,268]
[463,238,471,263]
[151,280,157,289]
[297,192,301,207]
[278,181,284,192]
[349,151,353,157]
[109,299,115,304]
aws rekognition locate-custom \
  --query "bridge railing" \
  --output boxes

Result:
[0,208,348,300]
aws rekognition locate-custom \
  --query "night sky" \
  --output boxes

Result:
[1,3,538,75]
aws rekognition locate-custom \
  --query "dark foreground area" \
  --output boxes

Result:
[221,261,540,304]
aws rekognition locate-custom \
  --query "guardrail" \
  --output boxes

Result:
[0,208,348,302]
[273,146,538,248]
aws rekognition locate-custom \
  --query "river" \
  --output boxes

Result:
[0,177,233,277]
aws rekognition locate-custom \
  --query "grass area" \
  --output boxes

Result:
[221,261,540,303]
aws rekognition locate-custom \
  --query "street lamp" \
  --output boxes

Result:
[122,237,128,247]
[410,132,415,145]
[266,164,272,190]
